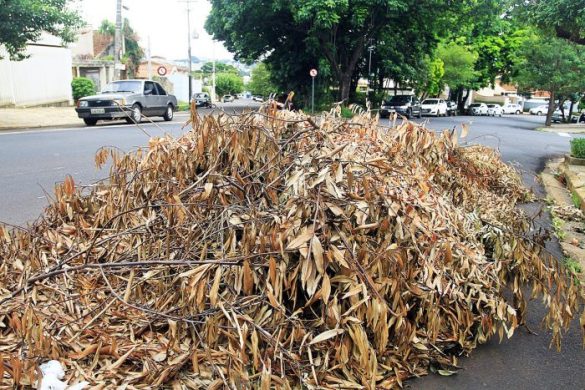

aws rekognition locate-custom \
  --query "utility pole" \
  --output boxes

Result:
[187,2,193,100]
[114,0,123,80]
[147,36,152,80]
[367,41,374,105]
[179,0,197,100]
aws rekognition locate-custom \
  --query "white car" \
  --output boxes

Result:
[421,98,448,116]
[529,104,549,115]
[467,103,489,116]
[502,103,523,114]
[487,104,503,117]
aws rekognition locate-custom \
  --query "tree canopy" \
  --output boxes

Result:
[206,0,463,103]
[215,73,244,96]
[514,36,585,125]
[0,0,83,60]
[514,0,585,45]
[248,63,277,97]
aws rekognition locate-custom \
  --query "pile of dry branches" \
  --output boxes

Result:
[0,107,583,388]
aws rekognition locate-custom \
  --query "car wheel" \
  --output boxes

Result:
[417,110,422,119]
[163,104,174,121]
[516,110,521,115]
[537,111,542,116]
[406,109,412,119]
[83,118,98,126]
[127,104,142,124]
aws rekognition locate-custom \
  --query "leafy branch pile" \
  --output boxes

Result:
[1,108,583,388]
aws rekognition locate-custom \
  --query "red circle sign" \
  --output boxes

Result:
[157,66,167,76]
[310,69,318,77]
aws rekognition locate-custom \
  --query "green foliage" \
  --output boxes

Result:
[340,106,354,119]
[565,257,583,276]
[515,35,585,125]
[71,77,96,101]
[201,62,239,75]
[571,191,582,209]
[248,63,277,97]
[215,73,244,96]
[177,102,190,112]
[206,0,462,103]
[513,0,585,45]
[98,19,115,36]
[437,42,478,90]
[414,56,445,98]
[0,0,84,60]
[570,138,585,159]
[122,19,144,78]
[552,217,567,240]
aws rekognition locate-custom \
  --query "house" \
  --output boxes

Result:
[69,28,118,91]
[0,34,73,107]
[136,57,201,102]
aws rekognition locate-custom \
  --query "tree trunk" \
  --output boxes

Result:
[339,73,352,103]
[545,90,555,127]
[568,99,575,122]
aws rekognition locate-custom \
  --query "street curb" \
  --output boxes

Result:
[560,158,585,213]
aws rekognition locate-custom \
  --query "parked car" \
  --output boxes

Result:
[502,103,523,115]
[467,103,489,116]
[487,104,503,117]
[75,79,177,126]
[192,92,211,108]
[222,95,235,103]
[252,95,264,102]
[421,98,448,117]
[529,104,549,115]
[446,101,458,116]
[379,95,422,119]
[552,110,580,123]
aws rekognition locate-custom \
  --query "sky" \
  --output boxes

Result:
[74,0,233,61]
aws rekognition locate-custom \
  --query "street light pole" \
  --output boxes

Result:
[367,44,374,105]
[114,0,122,80]
[187,3,193,100]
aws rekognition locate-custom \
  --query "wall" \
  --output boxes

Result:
[0,36,73,107]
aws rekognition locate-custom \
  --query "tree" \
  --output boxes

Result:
[0,0,83,60]
[437,42,478,109]
[513,0,585,45]
[97,18,144,78]
[215,73,244,96]
[248,63,277,97]
[206,0,459,103]
[514,36,585,126]
[413,56,445,99]
[201,62,239,75]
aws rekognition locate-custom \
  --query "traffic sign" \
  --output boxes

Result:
[310,68,318,77]
[157,66,168,76]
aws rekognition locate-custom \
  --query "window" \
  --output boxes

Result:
[155,83,167,95]
[144,81,157,95]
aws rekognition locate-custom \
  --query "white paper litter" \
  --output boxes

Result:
[39,360,89,390]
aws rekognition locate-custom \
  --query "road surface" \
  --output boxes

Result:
[1,109,584,388]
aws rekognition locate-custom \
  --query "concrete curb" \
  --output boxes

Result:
[561,157,585,212]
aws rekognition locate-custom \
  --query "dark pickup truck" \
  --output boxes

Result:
[75,79,178,126]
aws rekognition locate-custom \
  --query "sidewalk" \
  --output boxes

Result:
[0,107,82,130]
[0,107,191,131]
[537,123,585,134]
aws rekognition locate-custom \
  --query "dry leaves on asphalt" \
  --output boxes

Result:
[0,105,583,388]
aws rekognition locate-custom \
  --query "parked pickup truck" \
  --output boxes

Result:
[75,79,178,126]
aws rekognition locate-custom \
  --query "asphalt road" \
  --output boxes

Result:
[1,110,584,388]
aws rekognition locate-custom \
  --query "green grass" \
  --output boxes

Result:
[341,106,355,119]
[571,191,582,209]
[565,257,583,275]
[177,102,190,112]
[570,138,585,158]
[552,217,567,240]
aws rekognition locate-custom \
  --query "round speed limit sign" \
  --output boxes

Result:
[157,66,168,76]
[310,68,318,77]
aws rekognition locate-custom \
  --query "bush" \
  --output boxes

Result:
[341,106,354,119]
[570,138,585,158]
[71,77,96,101]
[177,102,190,112]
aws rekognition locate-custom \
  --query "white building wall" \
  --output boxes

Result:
[0,36,73,107]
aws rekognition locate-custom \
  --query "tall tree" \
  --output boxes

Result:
[437,42,478,109]
[514,36,585,126]
[248,63,277,97]
[206,0,457,103]
[215,73,244,96]
[513,0,585,45]
[0,0,83,60]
